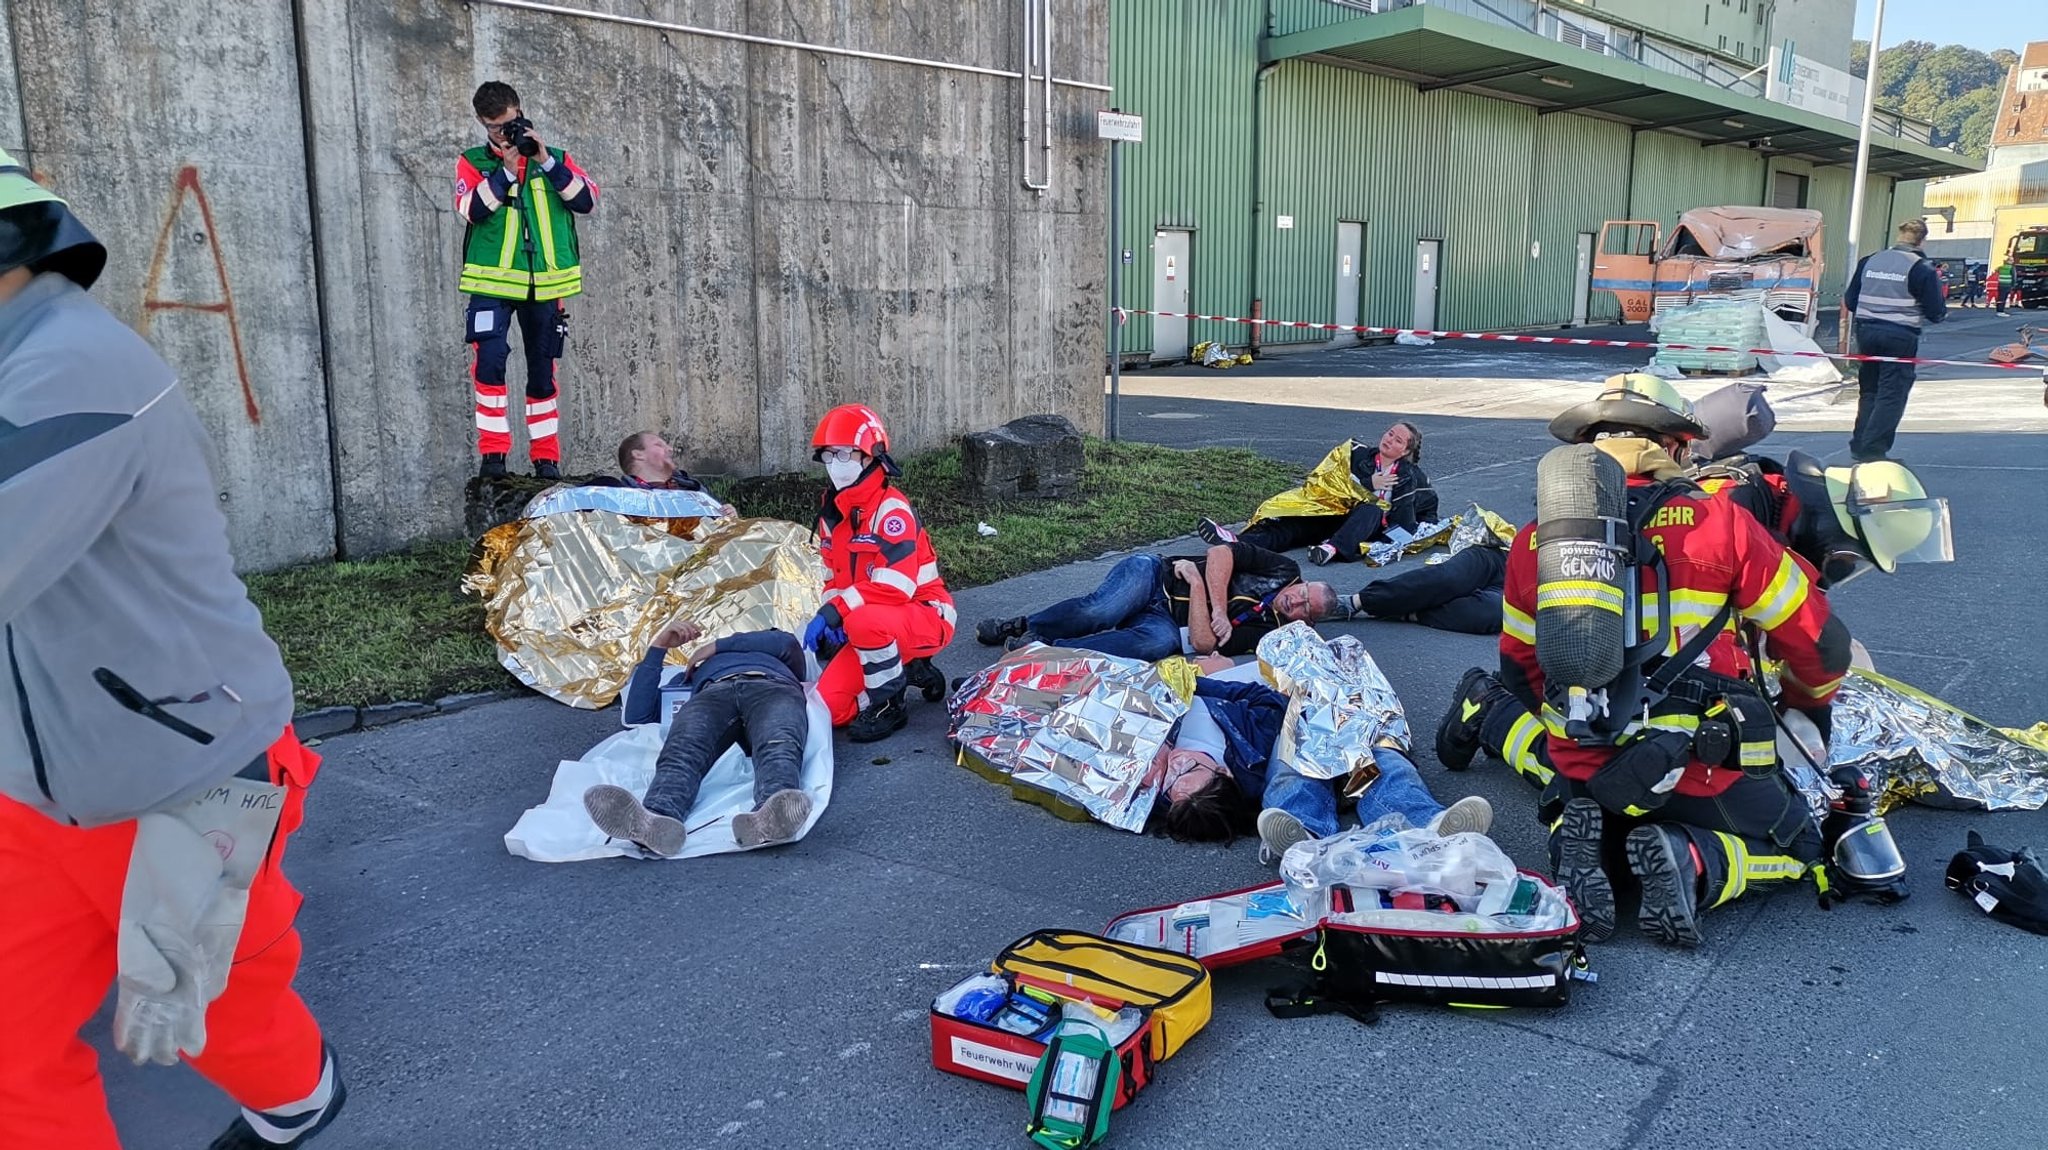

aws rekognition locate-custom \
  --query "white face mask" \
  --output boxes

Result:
[825,458,865,490]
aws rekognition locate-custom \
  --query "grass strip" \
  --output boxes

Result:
[248,439,1298,710]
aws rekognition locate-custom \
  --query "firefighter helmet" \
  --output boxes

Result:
[0,148,105,290]
[1549,373,1707,445]
[1784,451,1952,577]
[811,404,890,460]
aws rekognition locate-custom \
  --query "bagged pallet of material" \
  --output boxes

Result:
[1652,298,1765,374]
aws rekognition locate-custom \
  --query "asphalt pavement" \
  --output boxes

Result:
[110,312,2048,1150]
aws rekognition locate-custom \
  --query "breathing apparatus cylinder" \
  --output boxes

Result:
[1534,444,1634,740]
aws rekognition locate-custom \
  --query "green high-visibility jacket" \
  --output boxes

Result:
[460,145,584,301]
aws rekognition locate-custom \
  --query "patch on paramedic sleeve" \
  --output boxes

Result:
[880,512,911,538]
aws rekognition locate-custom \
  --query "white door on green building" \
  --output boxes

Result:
[1151,229,1191,362]
[1332,221,1364,346]
[1572,232,1595,327]
[1413,239,1441,332]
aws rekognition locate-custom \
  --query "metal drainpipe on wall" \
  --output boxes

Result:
[1020,0,1054,193]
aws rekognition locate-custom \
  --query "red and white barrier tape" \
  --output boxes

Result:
[1114,307,2042,373]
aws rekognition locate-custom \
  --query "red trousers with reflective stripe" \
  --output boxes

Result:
[817,600,952,724]
[0,729,327,1150]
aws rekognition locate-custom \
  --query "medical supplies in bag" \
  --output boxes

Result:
[1107,827,1589,1016]
[929,931,1211,1109]
[1024,1022,1118,1150]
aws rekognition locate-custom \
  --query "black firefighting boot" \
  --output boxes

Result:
[478,452,508,479]
[1626,824,1706,948]
[1552,798,1616,944]
[533,459,561,481]
[1434,667,1499,771]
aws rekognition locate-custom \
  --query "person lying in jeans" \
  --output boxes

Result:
[1147,675,1492,861]
[584,619,812,857]
[975,542,1343,661]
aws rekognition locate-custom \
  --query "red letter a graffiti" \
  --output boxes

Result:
[141,166,260,425]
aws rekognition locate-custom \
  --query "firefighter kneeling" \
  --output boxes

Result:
[1501,375,1856,947]
[805,405,954,742]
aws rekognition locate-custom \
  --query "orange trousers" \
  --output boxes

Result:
[0,729,327,1150]
[816,600,953,724]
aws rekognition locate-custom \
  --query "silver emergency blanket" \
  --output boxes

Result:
[1370,503,1516,568]
[946,645,1187,832]
[1256,622,1410,781]
[1829,669,2048,815]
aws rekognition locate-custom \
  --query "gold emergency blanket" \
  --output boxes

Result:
[946,644,1188,832]
[1249,441,1372,525]
[463,488,825,708]
[1256,622,1411,782]
[1830,669,2048,815]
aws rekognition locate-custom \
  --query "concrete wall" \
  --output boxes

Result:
[3,0,1108,565]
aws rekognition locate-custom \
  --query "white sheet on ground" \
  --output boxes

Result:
[505,692,835,862]
[1759,309,1842,385]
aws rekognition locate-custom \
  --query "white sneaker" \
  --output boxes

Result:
[1257,807,1313,865]
[1428,795,1494,838]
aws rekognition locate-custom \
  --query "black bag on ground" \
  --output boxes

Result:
[1945,831,2048,936]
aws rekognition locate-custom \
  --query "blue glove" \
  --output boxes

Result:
[802,604,846,653]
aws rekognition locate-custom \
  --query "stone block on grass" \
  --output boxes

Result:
[959,414,1083,501]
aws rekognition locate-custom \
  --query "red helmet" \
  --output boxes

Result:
[811,404,890,460]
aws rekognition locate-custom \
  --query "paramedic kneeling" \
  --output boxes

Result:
[585,621,812,857]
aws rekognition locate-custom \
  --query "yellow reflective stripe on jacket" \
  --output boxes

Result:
[1711,832,1749,906]
[1741,552,1811,631]
[530,174,561,269]
[1502,602,1536,645]
[1536,580,1626,614]
[1503,712,1553,785]
[1638,589,1733,653]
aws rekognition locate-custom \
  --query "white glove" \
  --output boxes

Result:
[113,812,230,1065]
[111,774,284,1066]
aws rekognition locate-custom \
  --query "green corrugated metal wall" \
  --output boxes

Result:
[1784,160,1918,303]
[1626,131,1768,231]
[1257,63,1537,343]
[1524,113,1633,325]
[1265,0,1371,36]
[1108,0,1922,352]
[1109,0,1262,357]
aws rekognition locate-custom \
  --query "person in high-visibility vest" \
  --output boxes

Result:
[454,80,598,480]
[0,154,344,1147]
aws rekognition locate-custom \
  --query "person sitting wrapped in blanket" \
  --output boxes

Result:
[1147,667,1492,861]
[582,618,813,857]
[1198,422,1440,566]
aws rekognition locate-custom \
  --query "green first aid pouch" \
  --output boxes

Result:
[1024,1021,1117,1150]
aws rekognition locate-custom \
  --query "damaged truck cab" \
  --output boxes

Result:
[1593,206,1826,335]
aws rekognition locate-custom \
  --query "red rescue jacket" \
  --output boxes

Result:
[815,467,955,627]
[1500,470,1848,796]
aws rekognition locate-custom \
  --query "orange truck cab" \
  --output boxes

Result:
[1593,206,1825,334]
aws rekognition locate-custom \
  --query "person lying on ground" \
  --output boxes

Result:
[1199,422,1439,566]
[1147,675,1492,860]
[1348,537,1507,635]
[975,542,1344,660]
[586,619,812,857]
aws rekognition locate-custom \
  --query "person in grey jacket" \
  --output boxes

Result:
[0,156,344,1148]
[1843,218,1947,463]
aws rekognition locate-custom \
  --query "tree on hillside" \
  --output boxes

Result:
[1851,39,2018,158]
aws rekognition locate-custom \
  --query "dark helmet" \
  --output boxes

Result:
[0,147,106,289]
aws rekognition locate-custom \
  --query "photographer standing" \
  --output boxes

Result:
[454,81,597,479]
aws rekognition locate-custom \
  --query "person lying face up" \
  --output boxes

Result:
[585,620,814,857]
[1146,674,1491,860]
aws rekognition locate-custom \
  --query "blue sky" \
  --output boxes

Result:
[1851,0,2031,58]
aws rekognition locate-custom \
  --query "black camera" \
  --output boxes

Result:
[501,116,541,158]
